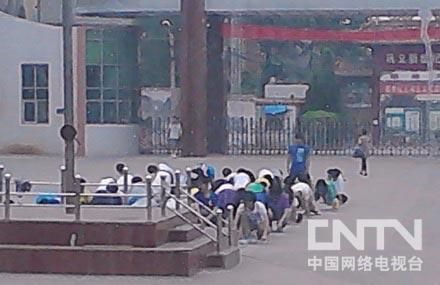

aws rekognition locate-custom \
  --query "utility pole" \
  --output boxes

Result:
[180,0,208,156]
[62,0,75,194]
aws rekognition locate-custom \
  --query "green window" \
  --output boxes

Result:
[85,28,138,124]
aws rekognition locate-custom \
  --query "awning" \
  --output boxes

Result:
[264,105,288,115]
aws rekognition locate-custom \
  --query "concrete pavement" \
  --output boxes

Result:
[0,155,438,285]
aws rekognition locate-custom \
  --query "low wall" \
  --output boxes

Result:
[0,217,182,247]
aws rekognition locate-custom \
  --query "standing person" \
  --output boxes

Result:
[168,116,182,158]
[358,129,371,176]
[287,133,311,180]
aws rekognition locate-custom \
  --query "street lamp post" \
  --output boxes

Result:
[161,20,176,89]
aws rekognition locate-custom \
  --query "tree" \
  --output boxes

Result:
[305,47,342,113]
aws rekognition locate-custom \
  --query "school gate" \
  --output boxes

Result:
[140,117,439,156]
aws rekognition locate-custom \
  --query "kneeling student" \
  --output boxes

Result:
[291,175,320,217]
[267,176,291,232]
[234,191,270,244]
[326,168,349,205]
[315,179,340,209]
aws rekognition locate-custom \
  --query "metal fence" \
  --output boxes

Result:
[139,117,175,155]
[139,117,440,156]
[227,117,440,156]
[227,117,368,155]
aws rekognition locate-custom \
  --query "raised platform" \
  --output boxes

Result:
[0,207,240,276]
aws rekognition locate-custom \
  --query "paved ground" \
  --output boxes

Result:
[0,155,439,285]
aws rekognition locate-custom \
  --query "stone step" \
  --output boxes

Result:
[0,211,193,248]
[0,236,216,276]
[168,224,203,242]
[206,246,241,269]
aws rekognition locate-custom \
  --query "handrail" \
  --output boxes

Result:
[164,192,218,229]
[166,206,217,243]
[180,188,229,225]
[1,168,236,251]
[6,204,71,208]
[2,203,151,210]
[80,193,147,198]
[164,193,229,250]
[27,181,62,186]
[7,192,76,197]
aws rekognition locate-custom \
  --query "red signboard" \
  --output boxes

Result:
[380,82,440,95]
[221,23,440,43]
[373,45,440,71]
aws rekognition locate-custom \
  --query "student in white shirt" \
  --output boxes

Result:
[116,174,133,195]
[233,172,251,190]
[234,191,270,244]
[258,169,274,180]
[95,177,116,192]
[127,176,145,205]
[146,163,174,205]
[115,163,133,196]
[291,175,320,217]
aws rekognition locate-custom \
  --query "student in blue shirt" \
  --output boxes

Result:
[287,134,311,179]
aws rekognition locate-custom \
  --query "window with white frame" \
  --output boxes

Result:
[21,64,49,124]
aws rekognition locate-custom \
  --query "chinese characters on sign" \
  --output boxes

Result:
[385,52,440,65]
[308,256,423,272]
[380,82,440,95]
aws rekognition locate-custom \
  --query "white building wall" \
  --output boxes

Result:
[227,100,256,119]
[0,12,139,156]
[0,12,64,154]
[85,125,139,156]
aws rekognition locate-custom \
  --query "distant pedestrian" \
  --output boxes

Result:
[287,133,311,180]
[357,129,371,176]
[168,116,182,158]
